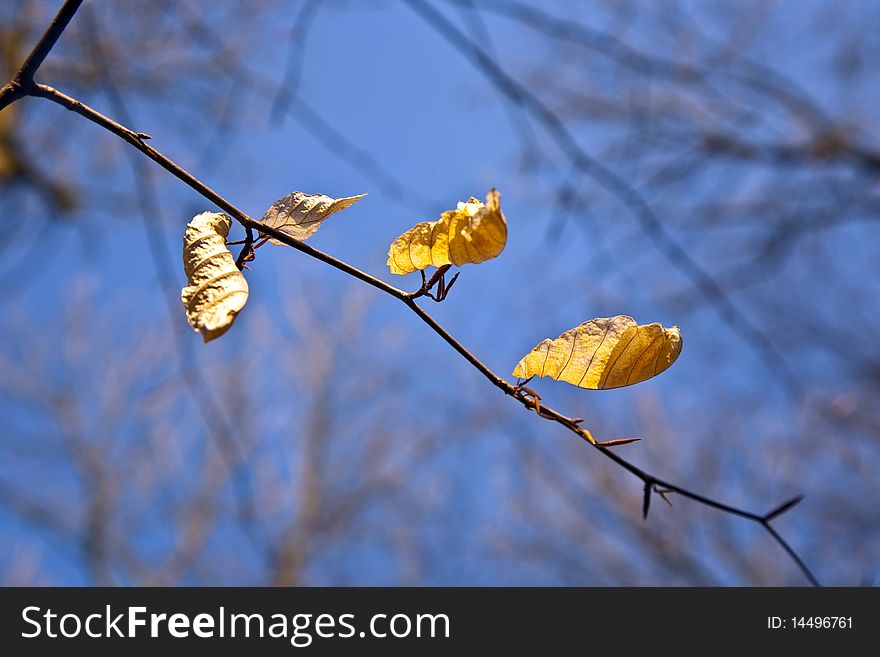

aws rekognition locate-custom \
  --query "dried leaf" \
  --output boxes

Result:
[181,212,249,343]
[387,189,507,274]
[512,315,682,389]
[260,191,366,244]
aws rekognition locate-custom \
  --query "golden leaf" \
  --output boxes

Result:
[387,189,507,274]
[512,315,682,389]
[260,191,366,244]
[180,212,249,343]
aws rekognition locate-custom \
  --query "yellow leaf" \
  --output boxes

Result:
[260,191,366,244]
[387,189,507,274]
[512,315,682,389]
[181,212,249,343]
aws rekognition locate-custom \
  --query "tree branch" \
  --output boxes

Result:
[0,0,84,110]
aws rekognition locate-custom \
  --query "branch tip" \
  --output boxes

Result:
[764,494,805,522]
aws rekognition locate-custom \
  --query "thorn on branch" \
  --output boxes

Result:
[763,494,804,522]
[595,437,641,448]
[655,488,674,507]
[136,132,151,140]
[643,485,674,518]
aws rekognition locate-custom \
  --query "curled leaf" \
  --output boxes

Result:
[512,315,682,389]
[387,189,507,274]
[181,212,249,343]
[260,191,366,244]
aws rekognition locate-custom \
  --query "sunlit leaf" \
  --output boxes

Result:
[260,191,366,244]
[387,189,507,274]
[180,211,249,343]
[513,315,682,389]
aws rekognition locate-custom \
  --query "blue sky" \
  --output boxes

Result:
[1,0,877,585]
